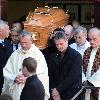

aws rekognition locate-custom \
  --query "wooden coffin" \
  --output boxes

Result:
[24,7,69,49]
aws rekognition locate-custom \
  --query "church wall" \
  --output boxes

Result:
[7,1,45,24]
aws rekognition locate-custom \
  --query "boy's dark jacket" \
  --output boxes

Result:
[20,75,45,100]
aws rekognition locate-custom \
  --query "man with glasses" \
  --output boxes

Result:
[10,28,21,52]
[10,21,23,52]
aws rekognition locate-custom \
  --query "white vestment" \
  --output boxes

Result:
[2,44,49,100]
[82,48,100,100]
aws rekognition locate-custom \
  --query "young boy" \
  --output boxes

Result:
[20,57,45,100]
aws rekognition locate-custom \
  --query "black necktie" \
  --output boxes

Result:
[15,44,18,50]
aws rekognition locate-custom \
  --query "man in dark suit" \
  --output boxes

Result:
[20,57,45,100]
[0,20,12,94]
[10,28,21,52]
[10,21,24,52]
[48,31,82,100]
[64,25,75,45]
[41,28,64,64]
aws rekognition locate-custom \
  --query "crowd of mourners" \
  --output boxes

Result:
[0,19,100,100]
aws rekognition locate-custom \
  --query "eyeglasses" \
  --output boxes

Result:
[10,35,19,37]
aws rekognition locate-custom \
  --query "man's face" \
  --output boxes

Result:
[55,38,68,52]
[88,32,100,48]
[10,31,20,44]
[72,22,79,29]
[64,27,73,40]
[74,32,86,46]
[65,32,72,40]
[20,36,32,50]
[0,25,10,39]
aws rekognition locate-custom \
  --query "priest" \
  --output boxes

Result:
[83,27,100,100]
[2,30,49,100]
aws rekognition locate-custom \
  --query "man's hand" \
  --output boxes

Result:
[53,95,61,100]
[52,88,61,100]
[83,81,93,86]
[15,74,27,84]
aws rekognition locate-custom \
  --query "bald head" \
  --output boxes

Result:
[64,25,73,40]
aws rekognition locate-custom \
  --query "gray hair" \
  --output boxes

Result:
[0,20,8,29]
[54,31,67,41]
[20,30,32,39]
[74,26,87,35]
[88,27,100,36]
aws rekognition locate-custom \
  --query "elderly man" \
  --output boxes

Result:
[70,26,90,57]
[64,25,75,45]
[48,31,82,100]
[0,20,12,94]
[83,27,100,100]
[2,30,49,100]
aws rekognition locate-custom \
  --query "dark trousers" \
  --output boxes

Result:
[0,77,4,94]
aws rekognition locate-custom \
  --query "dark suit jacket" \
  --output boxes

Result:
[41,37,57,64]
[20,75,45,100]
[0,39,12,94]
[10,42,20,53]
[48,47,82,100]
